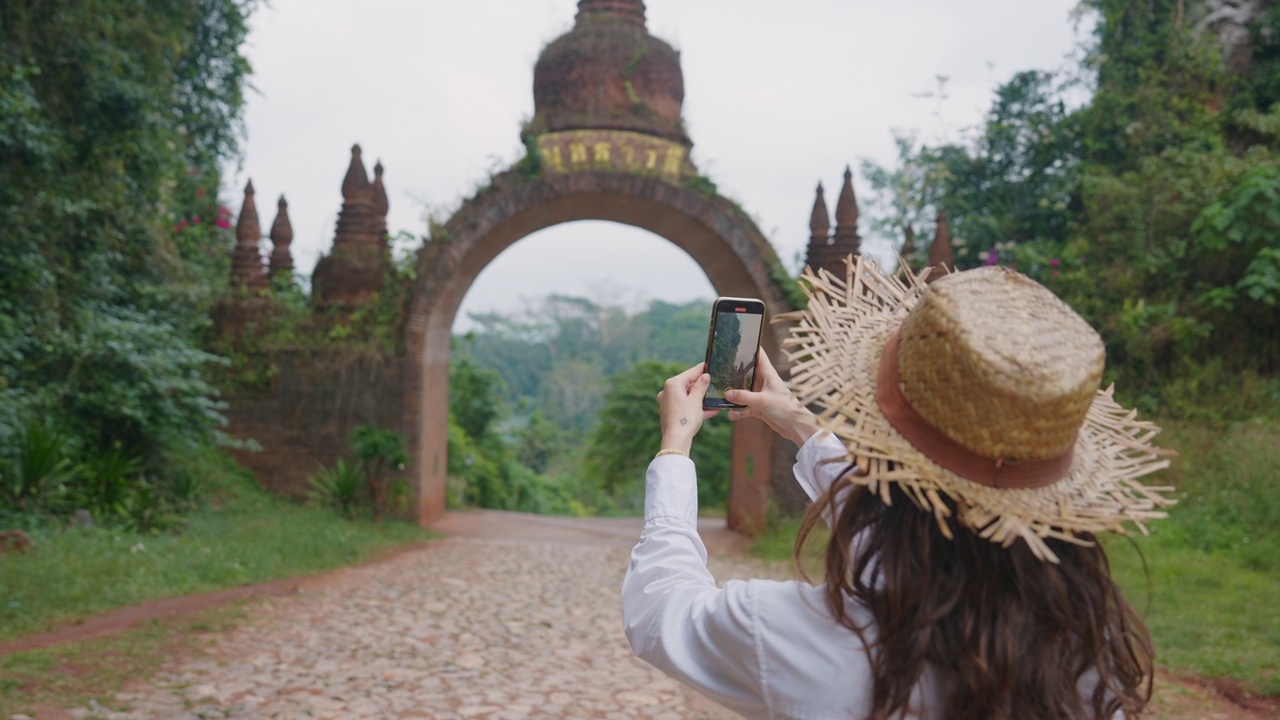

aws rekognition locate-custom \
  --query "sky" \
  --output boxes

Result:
[225,0,1092,332]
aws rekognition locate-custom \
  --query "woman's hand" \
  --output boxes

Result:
[725,350,821,447]
[657,363,720,455]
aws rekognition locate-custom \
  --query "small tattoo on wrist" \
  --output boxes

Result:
[680,418,688,426]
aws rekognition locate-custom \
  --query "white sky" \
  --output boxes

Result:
[225,0,1091,332]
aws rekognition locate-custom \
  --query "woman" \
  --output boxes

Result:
[621,258,1175,719]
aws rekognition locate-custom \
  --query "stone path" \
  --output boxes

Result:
[62,512,779,720]
[48,510,1273,720]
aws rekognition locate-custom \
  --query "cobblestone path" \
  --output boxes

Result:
[65,512,776,719]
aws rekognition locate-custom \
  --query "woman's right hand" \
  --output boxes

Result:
[724,349,821,447]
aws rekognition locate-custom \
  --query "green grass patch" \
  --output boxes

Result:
[0,603,248,716]
[750,419,1280,696]
[0,449,433,642]
[1109,418,1280,696]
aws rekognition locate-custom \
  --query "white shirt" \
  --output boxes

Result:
[621,433,939,720]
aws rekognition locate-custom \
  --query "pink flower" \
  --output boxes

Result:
[193,216,202,225]
[216,218,231,229]
[179,220,188,229]
[1051,270,1061,278]
[1050,258,1060,267]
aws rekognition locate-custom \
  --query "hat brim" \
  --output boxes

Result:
[781,257,1176,562]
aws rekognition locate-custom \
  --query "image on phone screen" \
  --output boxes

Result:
[703,298,765,409]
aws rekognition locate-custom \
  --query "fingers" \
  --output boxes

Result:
[672,361,706,387]
[754,348,785,389]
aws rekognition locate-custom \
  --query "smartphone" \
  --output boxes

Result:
[702,297,766,409]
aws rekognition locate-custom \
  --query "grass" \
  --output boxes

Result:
[750,419,1280,696]
[0,603,248,717]
[0,450,434,642]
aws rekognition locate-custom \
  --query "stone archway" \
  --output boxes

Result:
[403,167,797,532]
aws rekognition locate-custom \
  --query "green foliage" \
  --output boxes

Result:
[350,425,410,520]
[1191,165,1280,307]
[586,361,730,512]
[514,411,565,474]
[307,459,364,519]
[862,2,1280,416]
[862,70,1081,268]
[0,1,255,469]
[1,422,202,532]
[306,426,411,521]
[0,423,79,514]
[449,355,508,440]
[450,296,750,515]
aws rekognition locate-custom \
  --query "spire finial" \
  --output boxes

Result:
[231,179,267,290]
[808,182,830,243]
[268,194,294,279]
[831,166,861,259]
[371,159,389,238]
[341,144,371,201]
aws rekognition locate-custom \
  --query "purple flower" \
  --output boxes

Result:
[985,249,999,266]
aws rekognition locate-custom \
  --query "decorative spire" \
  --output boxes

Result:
[341,144,371,202]
[805,181,834,274]
[831,166,861,258]
[926,208,955,282]
[371,160,388,239]
[333,143,379,249]
[268,194,294,279]
[576,0,646,26]
[899,223,917,274]
[312,143,392,308]
[808,182,830,243]
[231,180,267,290]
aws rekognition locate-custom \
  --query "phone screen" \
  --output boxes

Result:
[703,297,765,409]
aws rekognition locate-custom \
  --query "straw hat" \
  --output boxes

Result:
[781,256,1176,562]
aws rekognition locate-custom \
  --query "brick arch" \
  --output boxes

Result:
[404,170,796,532]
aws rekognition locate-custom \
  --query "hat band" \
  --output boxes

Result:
[875,328,1075,490]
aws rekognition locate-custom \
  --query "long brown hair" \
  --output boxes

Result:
[796,472,1154,720]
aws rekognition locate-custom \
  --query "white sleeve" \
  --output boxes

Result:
[791,431,855,527]
[620,456,771,717]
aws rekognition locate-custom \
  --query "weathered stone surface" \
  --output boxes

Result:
[72,534,778,719]
[404,168,798,532]
[528,1,688,146]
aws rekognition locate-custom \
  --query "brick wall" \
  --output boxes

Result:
[223,349,409,499]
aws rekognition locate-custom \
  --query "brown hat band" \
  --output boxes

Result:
[875,329,1075,490]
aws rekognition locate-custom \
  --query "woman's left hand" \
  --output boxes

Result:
[657,363,720,455]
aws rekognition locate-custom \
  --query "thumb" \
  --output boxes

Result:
[691,373,711,401]
[725,386,762,409]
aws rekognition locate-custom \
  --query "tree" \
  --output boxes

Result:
[586,361,731,512]
[0,1,255,463]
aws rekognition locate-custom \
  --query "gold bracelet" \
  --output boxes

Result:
[654,448,688,459]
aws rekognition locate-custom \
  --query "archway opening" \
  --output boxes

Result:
[447,220,733,516]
